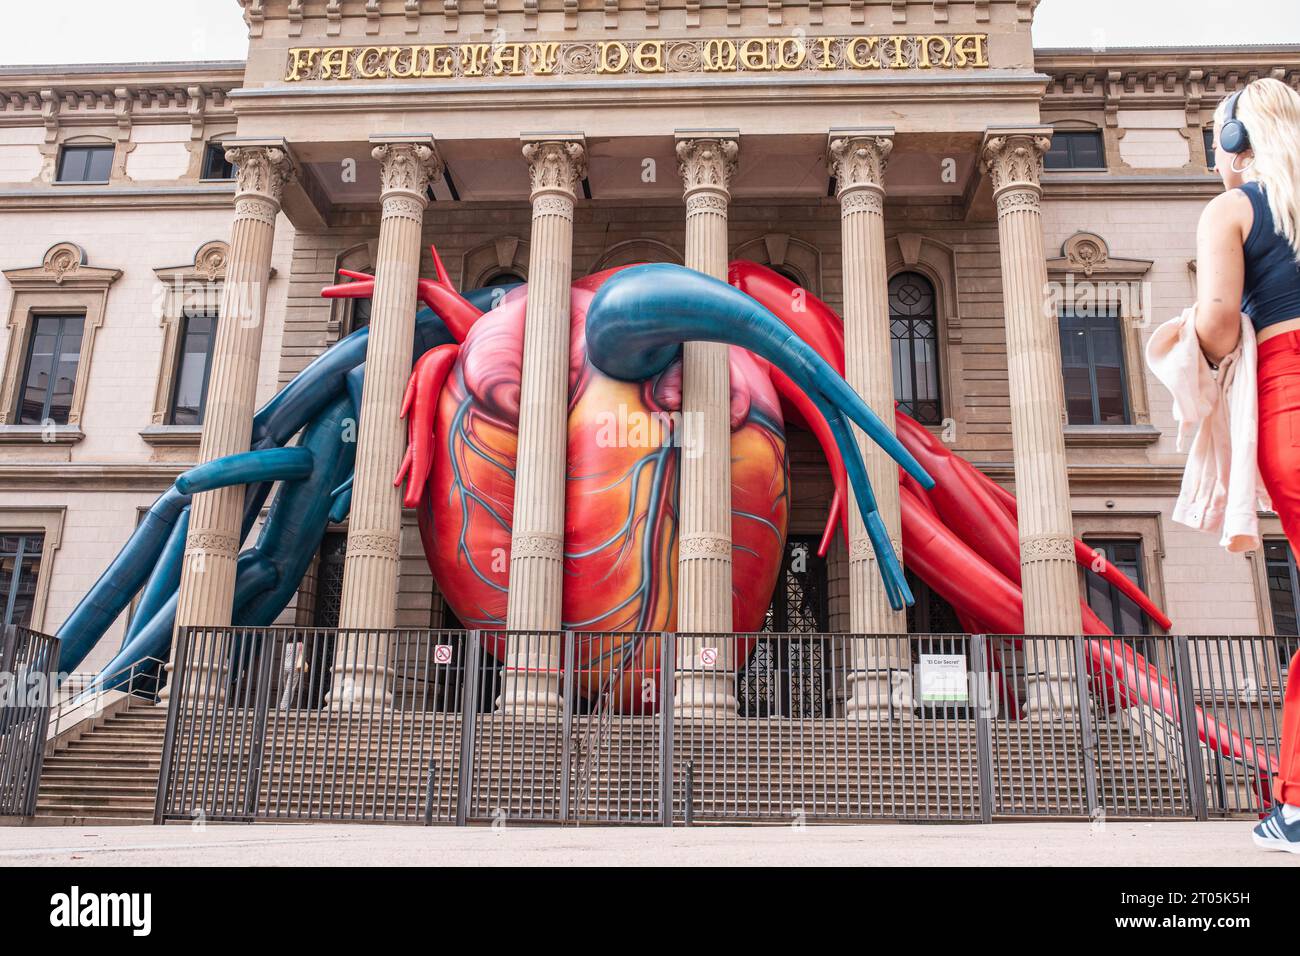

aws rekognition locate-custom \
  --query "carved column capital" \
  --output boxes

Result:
[828,134,893,199]
[227,144,295,208]
[372,141,441,203]
[522,139,587,200]
[980,131,1052,200]
[676,137,739,197]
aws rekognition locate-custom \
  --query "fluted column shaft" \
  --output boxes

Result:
[332,138,440,707]
[829,132,910,719]
[981,130,1082,716]
[166,143,293,701]
[674,135,738,717]
[501,137,586,715]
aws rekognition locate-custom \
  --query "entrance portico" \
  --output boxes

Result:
[170,0,1078,713]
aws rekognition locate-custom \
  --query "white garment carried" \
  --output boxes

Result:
[1145,306,1270,553]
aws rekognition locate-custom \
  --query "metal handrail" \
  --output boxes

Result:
[49,656,166,743]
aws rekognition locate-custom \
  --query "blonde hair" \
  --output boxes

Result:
[1216,78,1300,263]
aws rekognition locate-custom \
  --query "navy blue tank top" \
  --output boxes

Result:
[1240,181,1300,332]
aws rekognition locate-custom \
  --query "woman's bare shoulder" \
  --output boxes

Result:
[1199,188,1254,237]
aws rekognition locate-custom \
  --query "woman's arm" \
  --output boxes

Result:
[1195,190,1252,364]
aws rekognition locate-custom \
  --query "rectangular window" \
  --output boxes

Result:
[1265,539,1300,637]
[201,142,235,181]
[1059,309,1130,426]
[56,145,114,184]
[1084,539,1150,637]
[19,314,84,425]
[1203,128,1217,171]
[1045,131,1107,171]
[169,310,217,426]
[0,533,44,628]
[350,297,372,333]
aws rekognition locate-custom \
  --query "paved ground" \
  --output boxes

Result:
[0,821,1295,866]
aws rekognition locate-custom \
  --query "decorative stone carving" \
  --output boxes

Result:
[510,533,565,560]
[1061,232,1109,277]
[828,135,893,195]
[980,133,1051,196]
[42,242,86,284]
[676,138,739,195]
[193,240,229,282]
[522,139,587,198]
[678,533,734,559]
[373,142,441,200]
[228,144,295,205]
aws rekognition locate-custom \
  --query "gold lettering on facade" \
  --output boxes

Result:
[773,38,807,71]
[917,36,953,69]
[633,40,665,73]
[421,45,455,78]
[318,47,353,80]
[846,37,881,69]
[357,47,390,79]
[738,38,770,71]
[283,34,992,81]
[598,42,630,74]
[529,42,561,75]
[460,44,491,76]
[702,39,738,72]
[951,34,990,68]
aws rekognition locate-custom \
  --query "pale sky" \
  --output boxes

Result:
[0,0,1296,67]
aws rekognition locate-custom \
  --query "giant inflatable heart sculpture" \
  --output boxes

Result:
[52,249,1276,799]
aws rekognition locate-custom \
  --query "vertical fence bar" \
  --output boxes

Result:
[1173,636,1209,821]
[1071,635,1100,819]
[659,632,675,827]
[970,635,995,824]
[559,631,575,823]
[154,627,188,824]
[455,629,482,826]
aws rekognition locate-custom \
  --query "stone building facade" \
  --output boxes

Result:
[0,1,1297,680]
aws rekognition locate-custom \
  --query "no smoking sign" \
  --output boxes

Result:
[434,645,454,665]
[700,647,718,668]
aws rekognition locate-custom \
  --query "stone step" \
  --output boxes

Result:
[33,803,153,820]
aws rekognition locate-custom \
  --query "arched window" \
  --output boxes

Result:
[769,265,806,288]
[481,271,524,287]
[889,272,942,425]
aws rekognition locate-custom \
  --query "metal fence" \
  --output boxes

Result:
[156,627,1292,826]
[0,626,59,817]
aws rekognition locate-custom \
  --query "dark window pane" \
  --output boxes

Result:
[351,297,371,332]
[483,272,524,287]
[201,143,235,181]
[889,272,942,425]
[170,312,217,426]
[1059,310,1130,426]
[56,145,113,183]
[19,315,83,425]
[1045,132,1106,171]
[1266,539,1300,639]
[1204,128,1217,170]
[1,533,44,628]
[1083,539,1149,637]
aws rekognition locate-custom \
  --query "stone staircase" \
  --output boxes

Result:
[32,703,168,825]
[24,706,1192,826]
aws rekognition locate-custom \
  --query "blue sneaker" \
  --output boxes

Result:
[1253,806,1300,854]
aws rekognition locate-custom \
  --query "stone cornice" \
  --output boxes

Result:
[238,0,1041,35]
[0,64,242,131]
[0,463,184,492]
[0,185,236,212]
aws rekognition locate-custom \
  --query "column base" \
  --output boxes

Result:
[845,669,915,720]
[1021,674,1079,720]
[496,672,562,717]
[328,664,394,711]
[673,674,737,719]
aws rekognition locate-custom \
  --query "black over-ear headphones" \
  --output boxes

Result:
[1220,89,1252,155]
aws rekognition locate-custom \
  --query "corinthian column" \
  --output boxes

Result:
[500,135,586,715]
[829,130,911,720]
[167,140,294,700]
[981,128,1082,716]
[674,132,739,717]
[332,136,440,707]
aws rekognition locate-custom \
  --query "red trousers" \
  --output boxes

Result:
[1255,332,1300,805]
